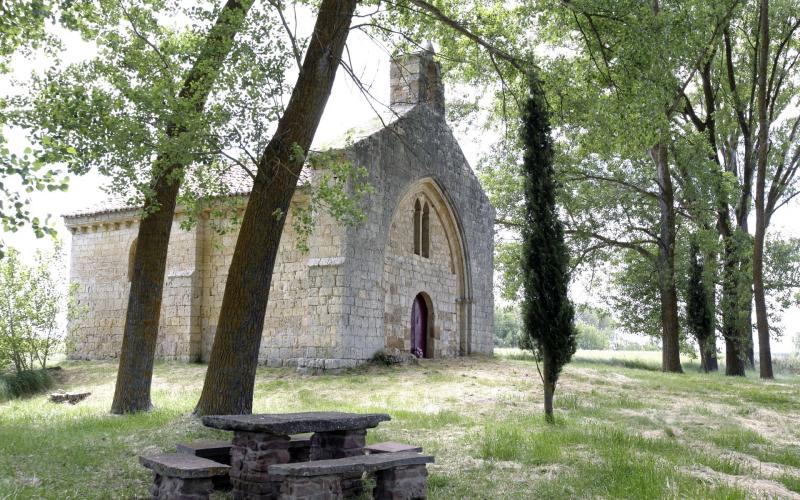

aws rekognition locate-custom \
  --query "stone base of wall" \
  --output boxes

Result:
[295,358,362,375]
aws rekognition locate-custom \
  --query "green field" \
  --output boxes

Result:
[1,351,799,499]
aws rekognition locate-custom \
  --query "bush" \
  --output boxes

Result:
[773,355,800,375]
[0,244,81,374]
[494,306,523,348]
[0,369,53,402]
[576,325,611,350]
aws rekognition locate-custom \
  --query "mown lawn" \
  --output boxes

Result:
[1,351,799,499]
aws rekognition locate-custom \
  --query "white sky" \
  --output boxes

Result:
[2,6,798,354]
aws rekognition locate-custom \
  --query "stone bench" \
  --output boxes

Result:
[176,434,312,464]
[364,442,422,454]
[139,453,230,500]
[176,439,232,464]
[268,451,435,500]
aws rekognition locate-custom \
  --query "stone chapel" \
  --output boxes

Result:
[64,48,495,371]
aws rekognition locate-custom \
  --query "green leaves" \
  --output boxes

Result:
[0,242,75,373]
[291,149,374,253]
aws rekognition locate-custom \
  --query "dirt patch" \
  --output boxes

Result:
[682,465,800,499]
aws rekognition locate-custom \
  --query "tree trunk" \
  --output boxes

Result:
[753,0,773,379]
[651,143,683,373]
[195,0,358,416]
[715,185,746,377]
[542,355,555,423]
[704,342,719,372]
[702,250,719,372]
[111,177,180,413]
[110,0,253,414]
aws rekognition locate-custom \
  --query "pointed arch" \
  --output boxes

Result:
[382,177,472,356]
[413,199,422,255]
[421,202,430,258]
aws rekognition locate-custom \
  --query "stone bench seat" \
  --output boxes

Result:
[364,442,423,454]
[139,453,230,499]
[269,451,434,500]
[176,439,233,463]
[176,433,312,463]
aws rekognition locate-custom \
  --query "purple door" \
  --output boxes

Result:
[411,295,427,358]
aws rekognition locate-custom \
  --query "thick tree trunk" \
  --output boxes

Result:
[715,188,746,377]
[195,0,358,416]
[702,250,719,372]
[111,177,180,413]
[651,143,683,373]
[110,0,253,414]
[722,239,747,376]
[704,342,719,372]
[754,0,773,379]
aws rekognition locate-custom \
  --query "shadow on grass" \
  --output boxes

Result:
[496,350,663,372]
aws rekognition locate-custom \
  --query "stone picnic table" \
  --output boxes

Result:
[201,411,390,498]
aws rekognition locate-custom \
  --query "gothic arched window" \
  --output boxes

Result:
[414,200,421,255]
[413,198,430,258]
[421,202,430,258]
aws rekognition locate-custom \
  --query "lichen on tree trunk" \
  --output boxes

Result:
[110,0,254,414]
[194,0,358,416]
[651,143,682,374]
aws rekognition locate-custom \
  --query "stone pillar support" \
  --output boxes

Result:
[229,432,291,499]
[374,464,428,500]
[278,475,343,500]
[309,429,367,496]
[150,474,215,500]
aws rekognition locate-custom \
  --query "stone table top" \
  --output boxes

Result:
[201,411,391,435]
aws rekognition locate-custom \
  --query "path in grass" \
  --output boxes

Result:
[0,353,798,499]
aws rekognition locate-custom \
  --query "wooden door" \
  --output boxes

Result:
[411,294,427,358]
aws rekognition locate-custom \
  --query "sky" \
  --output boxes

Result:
[2,5,798,354]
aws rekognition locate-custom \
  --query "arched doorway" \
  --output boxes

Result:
[410,293,430,358]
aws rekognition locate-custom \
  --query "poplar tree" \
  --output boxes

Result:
[520,75,577,422]
[195,0,359,415]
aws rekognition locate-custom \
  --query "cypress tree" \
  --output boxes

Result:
[520,75,577,422]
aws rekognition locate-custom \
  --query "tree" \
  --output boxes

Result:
[519,75,577,422]
[494,306,523,348]
[753,0,773,379]
[793,331,800,358]
[686,241,718,372]
[14,0,291,412]
[110,0,257,413]
[195,0,359,415]
[0,244,74,373]
[680,0,800,375]
[0,249,35,373]
[0,1,75,255]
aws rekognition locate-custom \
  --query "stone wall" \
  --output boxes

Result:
[66,211,202,361]
[199,196,346,366]
[382,186,459,357]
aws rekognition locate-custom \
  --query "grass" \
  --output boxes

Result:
[1,351,799,499]
[0,369,54,402]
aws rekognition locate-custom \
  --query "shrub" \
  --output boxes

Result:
[0,244,81,374]
[0,369,53,402]
[576,324,611,350]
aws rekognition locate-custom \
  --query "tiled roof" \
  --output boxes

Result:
[64,106,412,219]
[63,164,312,219]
